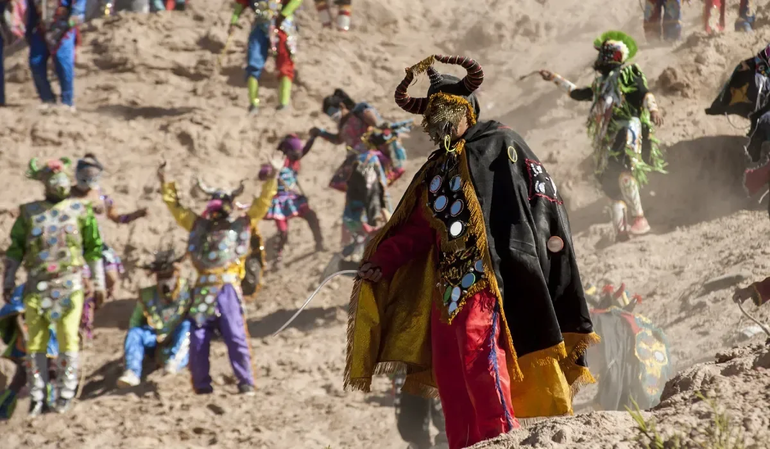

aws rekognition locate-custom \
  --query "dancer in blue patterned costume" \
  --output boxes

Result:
[259,134,324,268]
[0,284,59,419]
[117,248,192,388]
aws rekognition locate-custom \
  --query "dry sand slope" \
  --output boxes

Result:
[2,0,770,447]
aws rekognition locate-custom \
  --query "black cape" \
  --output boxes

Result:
[458,120,595,359]
[706,58,761,119]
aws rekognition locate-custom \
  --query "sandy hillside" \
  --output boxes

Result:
[2,0,770,447]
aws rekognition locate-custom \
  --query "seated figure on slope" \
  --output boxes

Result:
[117,248,192,388]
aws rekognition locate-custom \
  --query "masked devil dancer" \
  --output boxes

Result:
[159,160,278,395]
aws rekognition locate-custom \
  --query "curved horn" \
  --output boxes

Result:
[394,70,428,115]
[434,55,484,93]
[230,180,245,198]
[196,177,217,195]
[427,66,443,88]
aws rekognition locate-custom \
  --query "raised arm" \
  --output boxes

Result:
[158,162,197,232]
[246,161,280,223]
[539,70,593,101]
[311,127,343,145]
[104,195,148,225]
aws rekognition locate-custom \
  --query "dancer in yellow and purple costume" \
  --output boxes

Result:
[2,157,106,416]
[159,159,278,395]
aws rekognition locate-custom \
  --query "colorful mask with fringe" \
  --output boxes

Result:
[26,157,73,200]
[394,55,484,146]
[593,31,638,72]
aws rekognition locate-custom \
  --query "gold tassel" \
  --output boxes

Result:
[407,55,436,77]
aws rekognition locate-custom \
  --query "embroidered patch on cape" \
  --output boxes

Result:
[525,159,562,204]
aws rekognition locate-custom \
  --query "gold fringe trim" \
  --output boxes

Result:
[560,332,601,398]
[522,342,568,368]
[344,167,429,392]
[407,55,436,77]
[560,332,601,370]
[568,366,597,400]
[424,92,478,127]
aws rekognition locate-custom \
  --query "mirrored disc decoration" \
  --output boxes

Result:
[429,175,442,193]
[449,176,462,192]
[449,221,464,238]
[207,252,217,260]
[31,227,43,237]
[449,200,464,217]
[461,273,476,289]
[434,196,448,212]
[474,260,483,272]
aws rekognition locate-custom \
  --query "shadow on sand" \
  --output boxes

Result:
[247,305,343,338]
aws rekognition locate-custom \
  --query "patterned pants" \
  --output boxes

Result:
[643,0,682,41]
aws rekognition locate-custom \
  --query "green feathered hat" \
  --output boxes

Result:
[593,30,638,63]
